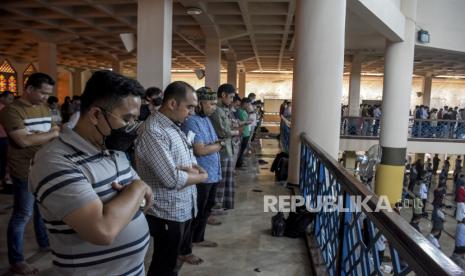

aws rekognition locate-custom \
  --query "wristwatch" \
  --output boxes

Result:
[218,140,226,148]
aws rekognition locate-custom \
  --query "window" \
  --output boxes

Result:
[23,63,37,87]
[0,59,17,94]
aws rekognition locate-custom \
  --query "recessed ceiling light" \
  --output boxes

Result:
[290,57,294,61]
[186,7,202,15]
[221,47,229,51]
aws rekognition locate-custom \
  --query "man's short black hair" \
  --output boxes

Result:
[47,96,58,105]
[233,95,241,102]
[25,72,55,90]
[72,95,81,101]
[145,87,162,99]
[248,93,256,99]
[80,70,145,114]
[217,83,235,97]
[162,81,194,105]
[241,97,252,104]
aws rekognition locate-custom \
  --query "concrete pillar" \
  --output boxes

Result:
[287,0,346,184]
[38,42,57,83]
[81,70,93,90]
[374,0,417,205]
[227,59,237,89]
[137,0,172,89]
[72,70,83,95]
[205,37,221,90]
[422,73,432,106]
[112,60,122,74]
[348,55,362,116]
[238,71,246,98]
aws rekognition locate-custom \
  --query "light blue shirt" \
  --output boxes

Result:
[182,115,222,183]
[456,223,465,247]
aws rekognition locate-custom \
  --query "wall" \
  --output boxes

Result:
[171,72,465,110]
[56,71,71,103]
[416,0,465,53]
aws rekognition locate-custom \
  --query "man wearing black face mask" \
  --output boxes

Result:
[140,86,163,121]
[28,70,153,275]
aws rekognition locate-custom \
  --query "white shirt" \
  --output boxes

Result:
[457,202,465,222]
[419,183,428,200]
[64,111,80,129]
[375,234,387,251]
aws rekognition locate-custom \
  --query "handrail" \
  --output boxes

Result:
[341,116,465,140]
[299,133,464,275]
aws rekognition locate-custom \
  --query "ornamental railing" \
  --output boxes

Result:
[299,133,463,275]
[341,116,465,140]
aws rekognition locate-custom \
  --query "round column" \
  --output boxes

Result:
[288,0,347,184]
[375,0,417,205]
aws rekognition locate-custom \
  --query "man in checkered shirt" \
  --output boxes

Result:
[135,81,208,276]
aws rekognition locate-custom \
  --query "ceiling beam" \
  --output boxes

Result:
[238,0,262,71]
[173,49,203,68]
[277,0,295,72]
[174,31,205,55]
[221,32,249,42]
[178,0,220,38]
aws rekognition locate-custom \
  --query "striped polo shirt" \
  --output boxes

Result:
[0,99,53,180]
[28,128,149,276]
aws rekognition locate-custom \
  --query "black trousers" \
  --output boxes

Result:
[236,137,250,168]
[146,216,192,276]
[192,183,218,243]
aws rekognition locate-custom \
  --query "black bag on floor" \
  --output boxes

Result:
[271,212,286,237]
[271,152,289,181]
[276,157,288,181]
[284,207,315,238]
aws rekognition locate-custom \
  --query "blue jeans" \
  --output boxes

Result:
[7,177,49,265]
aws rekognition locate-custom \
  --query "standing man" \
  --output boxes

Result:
[29,70,153,275]
[0,73,58,275]
[210,84,240,211]
[236,97,252,168]
[0,91,14,190]
[136,81,208,275]
[433,154,440,176]
[182,86,222,248]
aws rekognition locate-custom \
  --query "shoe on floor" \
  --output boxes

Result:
[211,209,227,216]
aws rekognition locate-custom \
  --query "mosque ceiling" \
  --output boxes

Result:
[0,0,464,78]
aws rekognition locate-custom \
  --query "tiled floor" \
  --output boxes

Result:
[0,138,312,276]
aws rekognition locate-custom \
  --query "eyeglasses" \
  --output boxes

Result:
[99,107,142,133]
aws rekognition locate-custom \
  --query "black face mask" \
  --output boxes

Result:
[96,110,141,152]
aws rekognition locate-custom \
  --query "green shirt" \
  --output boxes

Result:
[209,102,234,157]
[237,108,250,137]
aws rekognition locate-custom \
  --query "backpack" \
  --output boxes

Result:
[270,152,289,181]
[284,207,315,238]
[276,157,289,181]
[271,212,286,237]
